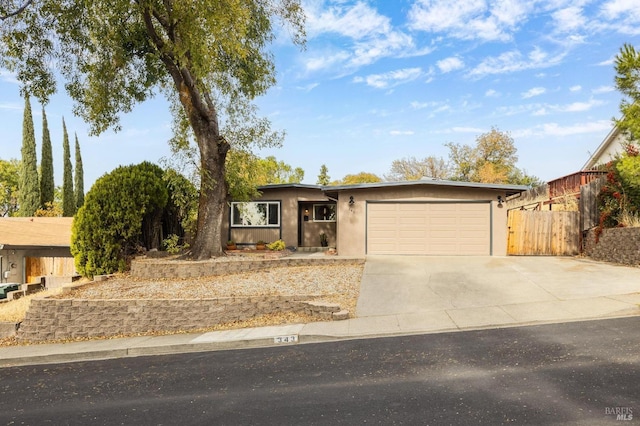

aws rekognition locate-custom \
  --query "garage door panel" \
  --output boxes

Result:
[367,202,490,255]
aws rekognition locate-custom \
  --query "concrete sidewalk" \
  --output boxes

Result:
[2,255,640,367]
[1,292,638,367]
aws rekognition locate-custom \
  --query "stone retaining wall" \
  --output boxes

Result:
[584,227,640,265]
[0,322,17,338]
[17,295,347,342]
[131,256,365,279]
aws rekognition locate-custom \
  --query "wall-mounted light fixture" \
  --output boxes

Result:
[497,195,504,207]
[349,196,355,206]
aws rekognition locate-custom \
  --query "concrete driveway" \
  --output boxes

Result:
[356,256,640,327]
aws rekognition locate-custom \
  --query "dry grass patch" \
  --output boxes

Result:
[0,288,63,323]
[618,210,640,228]
[56,264,364,316]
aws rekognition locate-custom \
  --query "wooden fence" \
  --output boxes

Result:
[507,210,580,255]
[25,257,76,284]
[579,177,604,231]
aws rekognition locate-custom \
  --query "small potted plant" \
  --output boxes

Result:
[226,240,237,250]
[256,240,266,250]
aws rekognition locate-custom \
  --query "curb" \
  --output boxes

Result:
[2,311,639,368]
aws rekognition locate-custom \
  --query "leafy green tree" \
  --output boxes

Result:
[508,169,544,188]
[256,156,304,185]
[71,162,169,277]
[445,127,537,185]
[39,106,54,209]
[74,133,84,209]
[61,119,75,217]
[614,44,640,140]
[317,164,330,185]
[333,172,382,185]
[0,158,21,217]
[0,1,33,20]
[163,168,199,244]
[18,94,39,216]
[444,141,476,182]
[385,156,450,181]
[225,151,304,200]
[0,0,305,260]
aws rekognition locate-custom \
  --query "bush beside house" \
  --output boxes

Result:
[71,162,196,277]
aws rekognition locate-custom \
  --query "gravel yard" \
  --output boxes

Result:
[57,263,365,317]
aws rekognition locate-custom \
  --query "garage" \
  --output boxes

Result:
[366,202,491,255]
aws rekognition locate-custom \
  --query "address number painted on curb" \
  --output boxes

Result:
[274,335,298,344]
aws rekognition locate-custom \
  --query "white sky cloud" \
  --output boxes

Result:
[0,70,19,85]
[408,0,531,42]
[0,102,22,110]
[569,85,582,92]
[558,99,604,112]
[597,57,615,66]
[389,130,415,136]
[305,1,390,39]
[296,82,320,92]
[304,51,350,72]
[353,67,423,89]
[485,89,500,97]
[436,56,464,73]
[552,6,586,33]
[303,1,431,74]
[469,47,566,78]
[537,120,612,136]
[599,0,640,35]
[592,85,614,94]
[410,101,429,109]
[522,87,546,99]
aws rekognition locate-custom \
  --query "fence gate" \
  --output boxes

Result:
[507,210,580,255]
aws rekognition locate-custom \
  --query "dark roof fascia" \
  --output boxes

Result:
[257,183,323,191]
[0,245,70,251]
[322,179,529,197]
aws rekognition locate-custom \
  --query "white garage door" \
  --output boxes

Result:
[367,202,491,255]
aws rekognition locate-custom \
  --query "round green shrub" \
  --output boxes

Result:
[71,162,169,277]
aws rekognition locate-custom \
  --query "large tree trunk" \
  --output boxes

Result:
[140,6,230,260]
[190,128,229,260]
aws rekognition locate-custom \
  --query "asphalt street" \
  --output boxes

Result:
[1,317,638,425]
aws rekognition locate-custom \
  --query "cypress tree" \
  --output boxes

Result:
[39,106,55,208]
[74,133,85,209]
[18,94,40,216]
[62,118,75,217]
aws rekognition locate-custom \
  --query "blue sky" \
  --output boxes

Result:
[1,0,639,189]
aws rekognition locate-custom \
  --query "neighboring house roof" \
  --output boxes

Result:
[0,217,73,249]
[582,125,628,170]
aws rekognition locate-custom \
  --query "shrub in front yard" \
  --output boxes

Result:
[71,162,198,277]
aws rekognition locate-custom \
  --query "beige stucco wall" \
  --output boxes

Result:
[223,187,335,248]
[334,185,510,257]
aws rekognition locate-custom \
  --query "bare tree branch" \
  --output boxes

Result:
[0,0,33,20]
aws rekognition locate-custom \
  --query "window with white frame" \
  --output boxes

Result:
[231,202,280,227]
[313,203,336,222]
